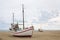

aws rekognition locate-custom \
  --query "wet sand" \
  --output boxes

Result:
[0,31,60,40]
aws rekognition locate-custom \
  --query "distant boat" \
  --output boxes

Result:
[9,4,34,37]
[38,29,43,32]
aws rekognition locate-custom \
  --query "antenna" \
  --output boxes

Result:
[22,4,24,29]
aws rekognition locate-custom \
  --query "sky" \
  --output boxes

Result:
[0,0,60,30]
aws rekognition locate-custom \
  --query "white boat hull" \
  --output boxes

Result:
[11,26,33,37]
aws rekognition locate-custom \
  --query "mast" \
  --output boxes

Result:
[22,4,24,29]
[13,13,14,24]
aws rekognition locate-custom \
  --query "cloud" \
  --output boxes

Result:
[0,0,60,30]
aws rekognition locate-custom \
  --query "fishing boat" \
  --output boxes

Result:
[9,4,34,37]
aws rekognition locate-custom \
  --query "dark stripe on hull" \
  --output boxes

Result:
[14,29,32,34]
[13,35,32,37]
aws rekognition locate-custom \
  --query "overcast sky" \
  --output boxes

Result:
[0,0,60,30]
